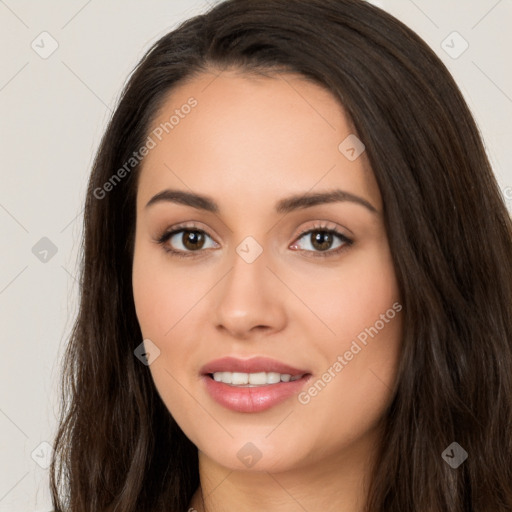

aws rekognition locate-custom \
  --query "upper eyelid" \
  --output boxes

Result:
[162,221,345,235]
[160,223,351,246]
[295,222,345,237]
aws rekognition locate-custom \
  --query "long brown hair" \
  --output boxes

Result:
[49,0,512,510]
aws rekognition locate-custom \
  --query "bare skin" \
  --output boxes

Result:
[132,69,403,512]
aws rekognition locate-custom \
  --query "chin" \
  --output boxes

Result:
[198,433,311,473]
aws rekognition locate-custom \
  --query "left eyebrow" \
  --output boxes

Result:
[275,189,378,215]
[145,188,379,215]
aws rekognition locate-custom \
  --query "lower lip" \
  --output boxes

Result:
[202,374,312,413]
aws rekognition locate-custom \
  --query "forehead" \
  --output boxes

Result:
[136,70,381,214]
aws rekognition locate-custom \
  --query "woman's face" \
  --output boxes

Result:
[132,70,403,474]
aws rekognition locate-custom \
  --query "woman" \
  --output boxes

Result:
[49,0,512,511]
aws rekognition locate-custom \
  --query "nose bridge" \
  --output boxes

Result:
[213,234,286,336]
[224,234,271,300]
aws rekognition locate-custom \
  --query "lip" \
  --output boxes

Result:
[199,356,309,376]
[202,374,312,413]
[200,356,312,413]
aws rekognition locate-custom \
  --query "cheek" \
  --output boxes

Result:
[132,240,206,392]
[295,277,402,459]
[132,242,200,422]
[297,241,400,344]
[132,258,165,339]
[302,310,402,442]
[132,240,194,339]
[297,240,402,410]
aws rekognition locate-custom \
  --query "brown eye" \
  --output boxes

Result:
[181,230,206,251]
[309,231,335,251]
[291,228,352,256]
[157,227,218,257]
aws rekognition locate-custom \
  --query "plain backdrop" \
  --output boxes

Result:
[0,0,511,510]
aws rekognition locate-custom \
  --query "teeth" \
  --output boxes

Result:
[211,371,304,386]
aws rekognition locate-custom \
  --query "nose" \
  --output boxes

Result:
[213,245,287,340]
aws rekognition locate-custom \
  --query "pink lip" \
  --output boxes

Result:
[199,356,309,376]
[200,356,312,413]
[202,374,312,413]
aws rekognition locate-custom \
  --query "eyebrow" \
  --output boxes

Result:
[145,188,378,215]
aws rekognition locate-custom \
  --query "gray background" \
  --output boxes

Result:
[0,0,510,510]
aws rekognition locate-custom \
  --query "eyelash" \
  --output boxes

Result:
[155,222,354,259]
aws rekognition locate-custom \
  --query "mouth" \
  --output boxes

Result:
[200,356,312,413]
[199,355,310,378]
[206,371,309,387]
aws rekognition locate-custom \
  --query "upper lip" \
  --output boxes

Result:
[200,356,310,377]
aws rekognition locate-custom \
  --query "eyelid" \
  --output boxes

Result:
[157,221,217,242]
[290,222,353,258]
[156,220,353,258]
[293,220,349,239]
[156,221,220,252]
